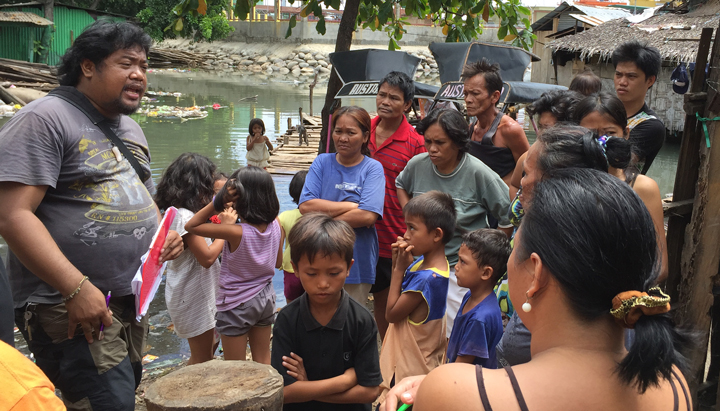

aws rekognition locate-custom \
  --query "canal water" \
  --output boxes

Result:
[0,71,681,361]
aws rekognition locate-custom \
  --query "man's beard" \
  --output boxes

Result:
[109,97,141,116]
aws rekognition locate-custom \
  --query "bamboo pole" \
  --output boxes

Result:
[670,24,720,401]
[665,27,715,303]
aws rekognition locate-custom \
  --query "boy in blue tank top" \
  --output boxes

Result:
[378,191,457,403]
[446,229,511,368]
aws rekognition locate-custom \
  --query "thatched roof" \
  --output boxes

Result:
[549,1,720,63]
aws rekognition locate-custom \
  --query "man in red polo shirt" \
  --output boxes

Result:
[369,71,426,340]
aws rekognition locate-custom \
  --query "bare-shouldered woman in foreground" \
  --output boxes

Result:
[383,167,690,411]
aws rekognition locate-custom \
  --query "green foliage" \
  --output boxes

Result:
[137,0,233,42]
[250,0,534,51]
[285,15,297,38]
[32,40,47,55]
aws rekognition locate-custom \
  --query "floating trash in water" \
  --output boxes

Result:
[142,354,159,365]
[139,105,209,121]
[142,354,186,377]
[0,104,21,117]
[145,90,183,97]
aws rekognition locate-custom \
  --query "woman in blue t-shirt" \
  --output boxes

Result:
[299,106,385,305]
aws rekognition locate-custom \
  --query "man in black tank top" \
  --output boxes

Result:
[462,59,529,188]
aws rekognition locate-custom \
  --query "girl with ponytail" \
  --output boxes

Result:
[383,168,690,411]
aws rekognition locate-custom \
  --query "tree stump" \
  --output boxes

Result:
[145,360,283,411]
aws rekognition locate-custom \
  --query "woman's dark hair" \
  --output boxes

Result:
[536,124,632,173]
[517,167,688,393]
[249,118,266,135]
[155,153,216,213]
[572,93,632,169]
[403,190,457,244]
[379,71,415,103]
[526,90,582,121]
[289,170,309,205]
[573,92,628,131]
[569,70,603,96]
[332,106,372,157]
[58,21,152,86]
[416,109,470,155]
[216,166,279,224]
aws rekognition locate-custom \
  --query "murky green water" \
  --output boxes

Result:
[0,71,681,360]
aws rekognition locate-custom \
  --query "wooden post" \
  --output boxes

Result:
[309,69,319,116]
[665,27,715,302]
[144,360,283,411]
[671,25,720,399]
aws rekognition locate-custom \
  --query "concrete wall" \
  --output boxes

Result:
[227,20,500,46]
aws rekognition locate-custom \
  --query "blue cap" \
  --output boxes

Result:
[671,63,689,94]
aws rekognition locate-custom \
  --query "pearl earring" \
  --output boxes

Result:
[522,292,532,313]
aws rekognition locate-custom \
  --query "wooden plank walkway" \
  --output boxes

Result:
[266,112,323,175]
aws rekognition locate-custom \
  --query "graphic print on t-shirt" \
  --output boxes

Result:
[69,125,156,247]
[627,111,657,130]
[335,182,362,193]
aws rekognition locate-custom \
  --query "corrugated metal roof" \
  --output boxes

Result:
[0,2,133,18]
[558,13,580,31]
[0,2,42,9]
[532,1,632,31]
[0,11,53,25]
[532,1,574,31]
[570,13,607,26]
[573,4,632,20]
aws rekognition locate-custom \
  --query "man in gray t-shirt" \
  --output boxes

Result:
[2,95,159,308]
[0,21,182,411]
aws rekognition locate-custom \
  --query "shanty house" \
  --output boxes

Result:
[529,1,633,87]
[0,2,127,65]
[535,0,719,134]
